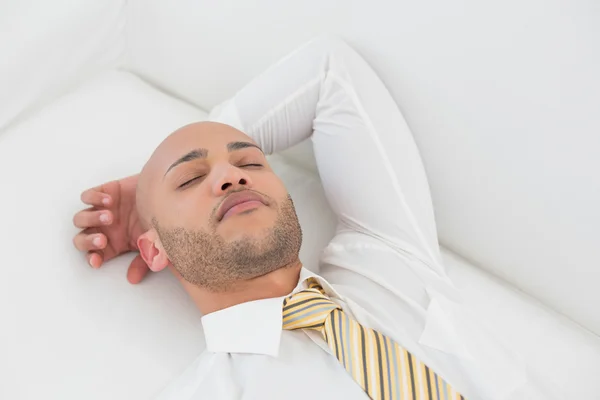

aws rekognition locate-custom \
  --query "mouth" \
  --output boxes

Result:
[216,190,268,222]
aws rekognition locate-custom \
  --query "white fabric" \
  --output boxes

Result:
[158,36,544,400]
[446,251,600,400]
[0,0,125,131]
[0,69,598,399]
[124,0,600,335]
[158,269,366,400]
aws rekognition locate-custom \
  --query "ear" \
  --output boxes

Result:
[137,229,170,272]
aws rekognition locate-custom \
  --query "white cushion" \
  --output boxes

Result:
[0,0,124,131]
[1,70,599,399]
[446,251,600,399]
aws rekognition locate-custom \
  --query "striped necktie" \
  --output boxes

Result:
[282,278,465,400]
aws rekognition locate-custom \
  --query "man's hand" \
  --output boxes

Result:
[72,174,150,284]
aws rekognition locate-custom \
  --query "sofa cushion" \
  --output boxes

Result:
[1,70,598,399]
[0,0,125,131]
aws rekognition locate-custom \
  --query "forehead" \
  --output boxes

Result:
[152,122,257,167]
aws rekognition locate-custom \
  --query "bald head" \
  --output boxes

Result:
[134,121,302,290]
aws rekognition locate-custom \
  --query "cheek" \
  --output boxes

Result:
[253,173,289,200]
[163,190,215,229]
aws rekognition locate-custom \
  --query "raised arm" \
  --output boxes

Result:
[209,35,444,275]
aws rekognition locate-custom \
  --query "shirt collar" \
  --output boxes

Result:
[201,267,339,356]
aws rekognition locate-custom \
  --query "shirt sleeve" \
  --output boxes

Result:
[210,35,443,271]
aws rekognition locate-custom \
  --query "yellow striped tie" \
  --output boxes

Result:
[282,278,465,400]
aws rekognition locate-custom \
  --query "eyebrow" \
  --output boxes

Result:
[227,141,263,153]
[164,148,208,177]
[163,141,263,178]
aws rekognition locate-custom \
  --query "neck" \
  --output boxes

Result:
[174,259,303,315]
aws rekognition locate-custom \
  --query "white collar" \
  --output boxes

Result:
[201,267,339,356]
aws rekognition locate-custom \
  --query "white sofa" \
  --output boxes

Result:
[1,1,599,399]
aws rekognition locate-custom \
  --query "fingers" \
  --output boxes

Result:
[86,252,150,281]
[86,251,104,269]
[127,255,151,284]
[73,209,113,229]
[73,231,107,252]
[75,231,106,269]
[80,188,112,208]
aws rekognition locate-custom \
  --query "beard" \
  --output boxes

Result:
[153,194,302,291]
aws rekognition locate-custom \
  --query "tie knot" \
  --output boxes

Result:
[282,278,341,331]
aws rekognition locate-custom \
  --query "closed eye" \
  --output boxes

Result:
[178,175,206,189]
[178,164,262,189]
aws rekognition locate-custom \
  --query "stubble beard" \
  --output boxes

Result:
[154,195,302,291]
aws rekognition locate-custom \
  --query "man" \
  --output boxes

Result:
[72,36,538,399]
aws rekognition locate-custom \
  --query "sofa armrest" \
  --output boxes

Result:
[0,0,126,132]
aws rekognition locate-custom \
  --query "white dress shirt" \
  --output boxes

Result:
[157,36,547,400]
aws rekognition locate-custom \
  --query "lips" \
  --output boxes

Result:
[216,190,268,221]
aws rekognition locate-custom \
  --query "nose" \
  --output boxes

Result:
[211,163,253,196]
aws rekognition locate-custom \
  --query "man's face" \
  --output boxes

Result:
[140,122,302,290]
